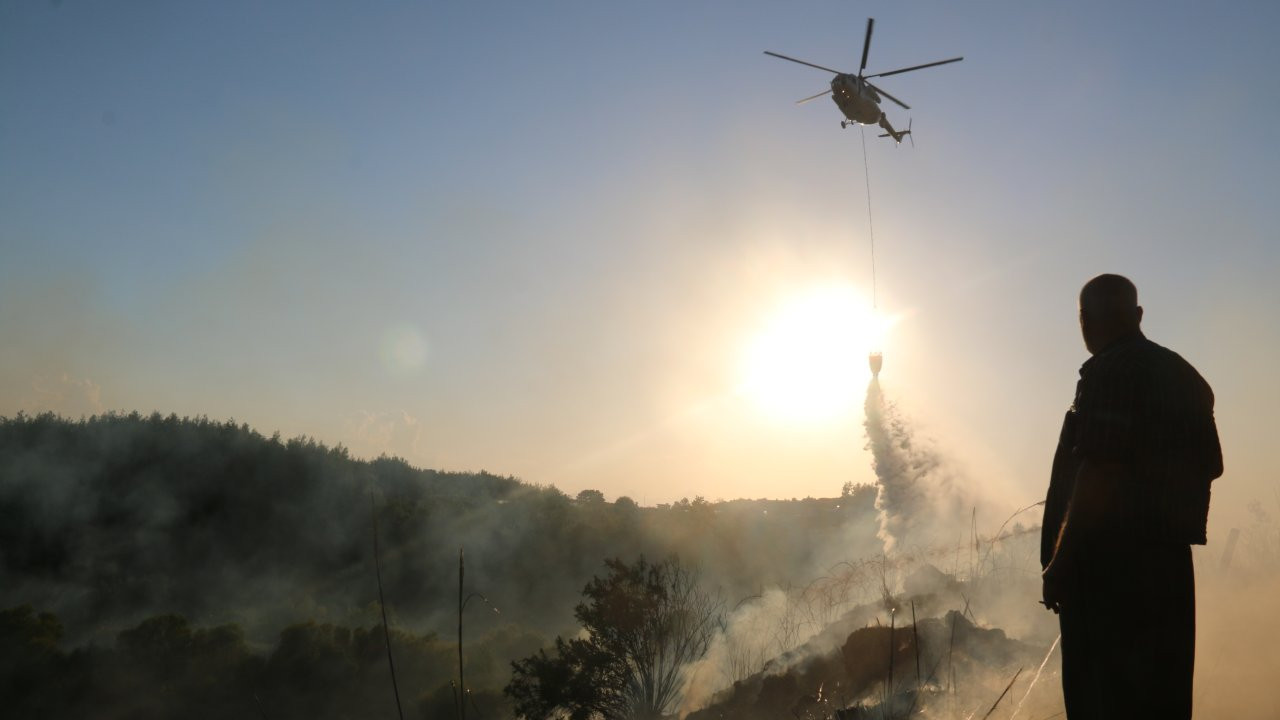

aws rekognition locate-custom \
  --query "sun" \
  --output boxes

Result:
[738,284,887,425]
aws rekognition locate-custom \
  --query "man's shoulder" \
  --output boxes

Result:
[1130,338,1216,408]
[1079,336,1213,403]
[1136,338,1208,378]
[1105,337,1202,377]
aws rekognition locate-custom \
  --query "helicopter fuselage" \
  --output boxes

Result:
[830,74,883,125]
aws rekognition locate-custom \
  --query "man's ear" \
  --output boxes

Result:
[1136,306,1144,325]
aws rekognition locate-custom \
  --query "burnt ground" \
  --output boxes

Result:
[687,605,1041,720]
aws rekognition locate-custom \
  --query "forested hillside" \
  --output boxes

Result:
[0,412,881,717]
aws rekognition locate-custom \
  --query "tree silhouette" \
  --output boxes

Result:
[575,489,606,505]
[506,556,723,719]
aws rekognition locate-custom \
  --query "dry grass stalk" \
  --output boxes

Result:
[1010,634,1060,720]
[976,501,1046,576]
[370,492,405,720]
[911,600,921,692]
[948,612,958,716]
[979,667,1023,720]
[885,609,895,720]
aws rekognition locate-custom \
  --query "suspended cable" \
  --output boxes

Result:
[859,125,878,310]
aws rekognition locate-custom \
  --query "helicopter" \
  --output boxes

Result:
[765,18,962,143]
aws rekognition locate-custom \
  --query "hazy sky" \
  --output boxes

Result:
[2,1,1277,525]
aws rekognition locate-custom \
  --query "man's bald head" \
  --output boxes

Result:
[1079,274,1143,355]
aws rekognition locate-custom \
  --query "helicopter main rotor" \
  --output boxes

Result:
[764,18,962,111]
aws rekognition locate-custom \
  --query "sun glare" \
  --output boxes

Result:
[739,284,887,425]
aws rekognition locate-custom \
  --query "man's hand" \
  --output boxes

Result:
[1041,559,1069,614]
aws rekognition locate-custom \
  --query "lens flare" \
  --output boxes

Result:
[379,325,429,374]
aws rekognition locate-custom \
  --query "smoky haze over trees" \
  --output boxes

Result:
[0,412,880,717]
[4,412,1277,718]
[0,601,542,719]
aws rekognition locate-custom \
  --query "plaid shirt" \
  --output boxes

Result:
[1041,333,1223,567]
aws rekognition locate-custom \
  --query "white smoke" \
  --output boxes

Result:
[344,409,427,463]
[21,372,104,418]
[677,588,793,717]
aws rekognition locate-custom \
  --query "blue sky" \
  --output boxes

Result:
[2,1,1278,524]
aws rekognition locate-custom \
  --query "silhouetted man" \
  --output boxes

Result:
[1041,274,1222,720]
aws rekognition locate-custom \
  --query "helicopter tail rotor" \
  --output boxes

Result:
[878,118,914,145]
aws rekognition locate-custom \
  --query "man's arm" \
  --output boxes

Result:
[1041,411,1079,570]
[1042,459,1122,611]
